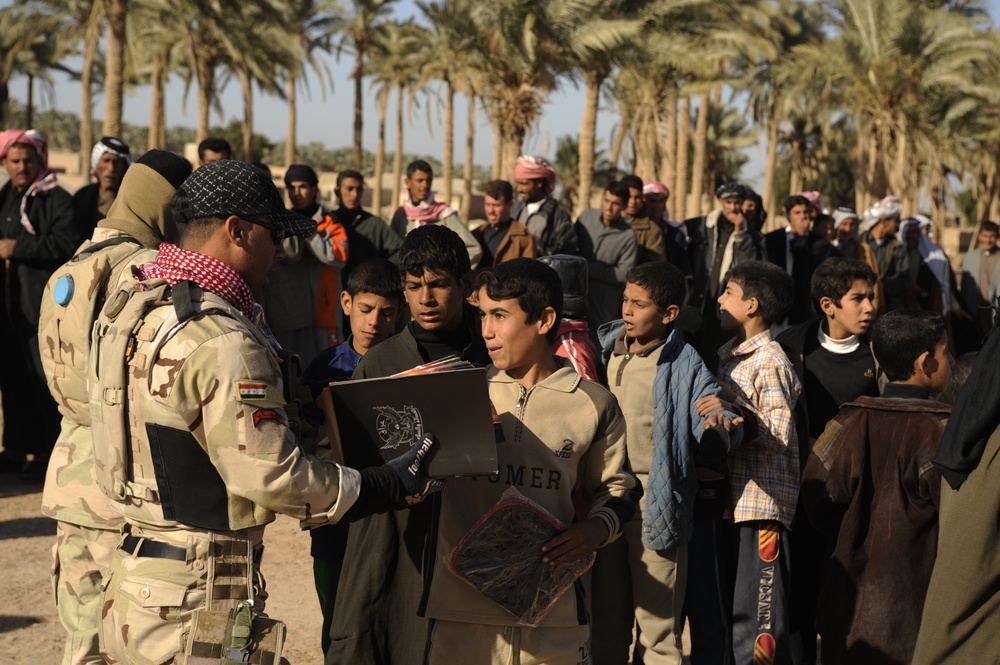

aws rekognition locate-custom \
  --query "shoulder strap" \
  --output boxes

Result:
[76,234,136,260]
[172,280,198,323]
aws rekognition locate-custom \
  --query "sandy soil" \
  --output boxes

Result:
[0,471,325,664]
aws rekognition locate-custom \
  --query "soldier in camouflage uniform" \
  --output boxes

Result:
[39,150,192,665]
[89,160,441,665]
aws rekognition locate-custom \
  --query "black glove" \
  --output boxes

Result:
[343,434,446,522]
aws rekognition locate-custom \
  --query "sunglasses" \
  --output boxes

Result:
[240,217,286,245]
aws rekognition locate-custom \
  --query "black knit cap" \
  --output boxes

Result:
[135,149,192,190]
[175,160,317,238]
[284,163,318,187]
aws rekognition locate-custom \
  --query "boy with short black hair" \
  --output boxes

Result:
[422,257,640,665]
[592,261,742,664]
[710,260,801,664]
[776,256,880,663]
[802,310,951,665]
[328,224,488,665]
[299,257,403,654]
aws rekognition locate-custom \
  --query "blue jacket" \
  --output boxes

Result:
[599,320,743,550]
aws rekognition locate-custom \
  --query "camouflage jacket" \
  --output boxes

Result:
[90,279,360,536]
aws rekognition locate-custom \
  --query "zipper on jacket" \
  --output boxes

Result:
[513,385,533,442]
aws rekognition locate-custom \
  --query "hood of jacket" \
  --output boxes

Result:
[97,161,179,249]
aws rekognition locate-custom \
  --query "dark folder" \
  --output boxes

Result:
[320,368,499,478]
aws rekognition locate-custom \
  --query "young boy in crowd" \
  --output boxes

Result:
[421,258,640,665]
[705,260,801,664]
[802,310,952,665]
[775,257,880,664]
[328,224,488,665]
[592,261,742,665]
[299,258,403,655]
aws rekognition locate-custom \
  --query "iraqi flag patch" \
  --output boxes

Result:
[238,382,269,400]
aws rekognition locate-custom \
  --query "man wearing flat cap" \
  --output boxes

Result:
[685,182,766,367]
[90,160,442,665]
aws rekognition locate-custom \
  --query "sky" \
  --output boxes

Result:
[5,0,1000,189]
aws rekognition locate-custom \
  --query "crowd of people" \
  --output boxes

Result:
[2,125,1000,665]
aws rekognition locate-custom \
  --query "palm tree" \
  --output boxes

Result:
[32,0,102,171]
[130,0,188,150]
[472,0,564,180]
[337,0,398,171]
[418,0,482,207]
[561,1,644,216]
[221,8,301,163]
[368,19,422,215]
[0,7,69,129]
[284,0,339,166]
[792,0,998,208]
[102,0,128,138]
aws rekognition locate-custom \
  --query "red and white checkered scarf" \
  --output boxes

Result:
[141,243,256,319]
[0,128,59,235]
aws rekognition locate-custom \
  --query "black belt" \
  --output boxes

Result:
[120,535,187,561]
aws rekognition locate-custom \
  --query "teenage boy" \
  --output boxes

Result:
[327,224,489,665]
[300,257,403,655]
[802,310,952,665]
[389,159,481,267]
[765,194,831,327]
[576,181,639,339]
[776,257,880,665]
[422,258,640,665]
[331,169,402,286]
[709,260,801,665]
[592,261,742,665]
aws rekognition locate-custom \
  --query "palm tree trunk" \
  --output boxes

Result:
[195,56,213,143]
[26,75,34,128]
[102,0,128,138]
[352,39,364,171]
[674,94,690,221]
[148,52,165,150]
[373,86,390,216]
[660,83,677,204]
[461,90,475,221]
[635,104,657,182]
[285,77,297,166]
[391,85,404,209]
[688,91,709,218]
[577,71,604,218]
[79,6,100,175]
[0,83,8,128]
[491,114,503,179]
[239,68,254,162]
[609,118,628,172]
[442,79,454,206]
[501,126,524,183]
[763,105,779,219]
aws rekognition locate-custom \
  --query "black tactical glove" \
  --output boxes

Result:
[343,434,446,522]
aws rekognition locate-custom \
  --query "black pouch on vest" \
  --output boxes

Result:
[147,423,231,531]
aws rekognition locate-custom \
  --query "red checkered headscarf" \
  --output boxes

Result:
[0,128,58,234]
[141,243,256,319]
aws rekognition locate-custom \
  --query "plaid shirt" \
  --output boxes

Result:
[718,330,801,528]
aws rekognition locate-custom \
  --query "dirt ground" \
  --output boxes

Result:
[0,471,325,664]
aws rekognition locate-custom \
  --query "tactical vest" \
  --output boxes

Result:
[39,235,153,425]
[90,279,279,532]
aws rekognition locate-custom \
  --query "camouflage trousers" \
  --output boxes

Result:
[51,521,120,665]
[98,530,266,665]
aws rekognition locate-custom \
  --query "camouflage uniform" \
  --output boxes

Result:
[92,280,360,665]
[39,154,189,665]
